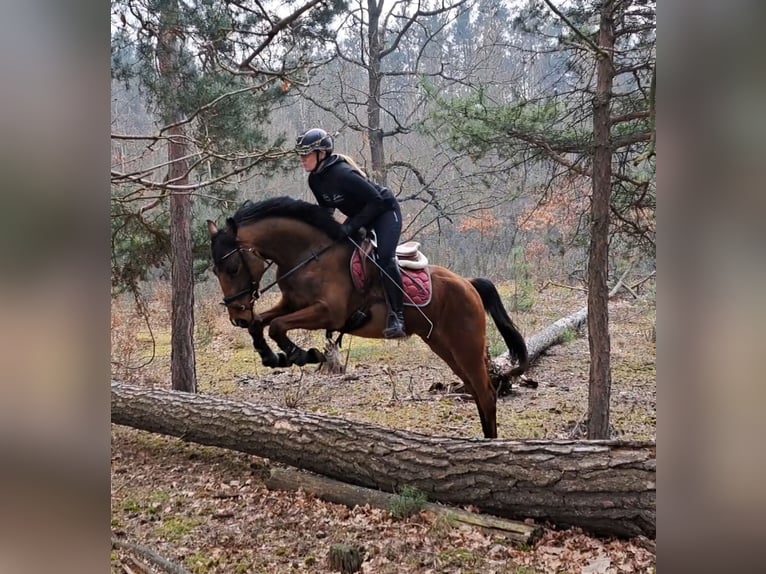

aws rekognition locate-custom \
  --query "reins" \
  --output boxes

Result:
[219,242,335,309]
[257,243,335,295]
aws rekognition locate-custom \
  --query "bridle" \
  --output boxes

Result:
[218,241,336,313]
[218,246,272,312]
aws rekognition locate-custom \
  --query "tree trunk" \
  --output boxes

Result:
[587,0,616,438]
[157,3,196,393]
[168,130,196,394]
[366,0,386,185]
[111,382,656,539]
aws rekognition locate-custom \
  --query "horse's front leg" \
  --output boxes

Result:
[267,303,331,367]
[246,321,288,368]
[247,299,293,368]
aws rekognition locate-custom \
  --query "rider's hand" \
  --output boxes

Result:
[340,223,356,238]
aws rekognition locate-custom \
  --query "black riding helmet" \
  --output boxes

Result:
[295,128,334,156]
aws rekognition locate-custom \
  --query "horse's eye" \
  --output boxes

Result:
[224,261,242,276]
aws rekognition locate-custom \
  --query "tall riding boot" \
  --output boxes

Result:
[381,258,407,339]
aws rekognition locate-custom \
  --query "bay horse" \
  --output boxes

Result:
[207,196,528,438]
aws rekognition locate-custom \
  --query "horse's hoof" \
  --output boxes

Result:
[307,348,326,363]
[288,351,308,367]
[277,352,290,368]
[261,354,281,368]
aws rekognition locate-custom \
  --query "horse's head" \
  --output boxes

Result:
[207,220,266,328]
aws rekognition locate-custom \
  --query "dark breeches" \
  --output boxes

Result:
[370,206,402,261]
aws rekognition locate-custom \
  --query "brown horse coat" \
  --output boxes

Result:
[209,197,527,438]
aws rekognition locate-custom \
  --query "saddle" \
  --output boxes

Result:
[395,241,429,269]
[349,239,432,307]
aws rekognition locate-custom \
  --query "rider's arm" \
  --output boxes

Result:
[339,170,390,232]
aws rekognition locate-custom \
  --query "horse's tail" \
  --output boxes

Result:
[470,278,529,376]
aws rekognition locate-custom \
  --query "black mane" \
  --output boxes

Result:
[229,196,344,240]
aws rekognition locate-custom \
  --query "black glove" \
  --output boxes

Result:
[340,222,356,238]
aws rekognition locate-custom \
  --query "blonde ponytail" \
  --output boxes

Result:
[335,153,368,179]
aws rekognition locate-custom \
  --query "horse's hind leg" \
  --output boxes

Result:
[425,336,497,439]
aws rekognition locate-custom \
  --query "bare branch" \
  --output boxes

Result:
[111,149,288,191]
[541,0,607,57]
[610,110,650,125]
[380,0,470,60]
[239,0,326,70]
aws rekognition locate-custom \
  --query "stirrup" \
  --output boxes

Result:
[383,312,406,339]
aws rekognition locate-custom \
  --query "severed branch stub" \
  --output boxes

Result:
[327,543,365,573]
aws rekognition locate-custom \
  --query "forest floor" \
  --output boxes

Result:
[111,281,656,573]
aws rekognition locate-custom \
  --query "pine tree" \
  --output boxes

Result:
[110,0,346,391]
[428,0,656,437]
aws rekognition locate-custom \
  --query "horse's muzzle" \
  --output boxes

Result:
[231,318,250,328]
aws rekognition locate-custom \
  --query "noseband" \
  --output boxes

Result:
[218,246,272,311]
[218,242,335,312]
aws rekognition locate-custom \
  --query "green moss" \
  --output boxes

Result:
[119,498,142,514]
[157,516,201,540]
[438,547,483,569]
[185,551,219,573]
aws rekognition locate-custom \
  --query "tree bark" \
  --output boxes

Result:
[265,467,542,545]
[587,0,617,438]
[366,0,386,185]
[167,122,196,394]
[157,3,197,393]
[111,382,655,539]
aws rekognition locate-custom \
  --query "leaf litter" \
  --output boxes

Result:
[112,286,655,573]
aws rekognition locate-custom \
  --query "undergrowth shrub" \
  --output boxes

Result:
[111,298,153,384]
[388,485,428,519]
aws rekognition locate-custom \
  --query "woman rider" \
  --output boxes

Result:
[295,127,406,339]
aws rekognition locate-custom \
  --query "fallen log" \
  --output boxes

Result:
[112,382,655,539]
[493,267,636,372]
[112,538,192,574]
[264,467,543,545]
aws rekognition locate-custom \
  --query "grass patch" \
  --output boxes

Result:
[115,489,173,521]
[389,485,428,519]
[560,327,577,344]
[429,512,458,536]
[157,516,201,540]
[437,547,483,569]
[118,497,143,514]
[344,337,394,361]
[185,551,219,573]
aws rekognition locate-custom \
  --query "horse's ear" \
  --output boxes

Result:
[207,220,219,237]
